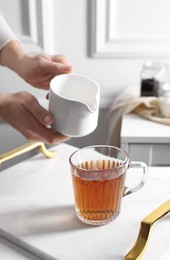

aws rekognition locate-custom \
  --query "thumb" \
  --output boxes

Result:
[24,95,54,126]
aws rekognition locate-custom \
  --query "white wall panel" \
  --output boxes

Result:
[0,0,55,53]
[91,0,170,58]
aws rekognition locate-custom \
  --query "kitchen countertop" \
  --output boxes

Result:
[121,113,170,143]
[0,143,170,260]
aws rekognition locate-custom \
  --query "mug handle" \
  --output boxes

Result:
[124,161,148,196]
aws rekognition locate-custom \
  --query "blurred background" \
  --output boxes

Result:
[1,0,170,155]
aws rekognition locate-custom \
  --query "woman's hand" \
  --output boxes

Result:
[0,40,74,89]
[0,92,70,144]
[19,54,74,89]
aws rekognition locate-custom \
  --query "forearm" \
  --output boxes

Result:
[0,11,29,77]
[0,39,30,77]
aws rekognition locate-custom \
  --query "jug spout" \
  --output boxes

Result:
[83,85,100,113]
[84,98,99,113]
[54,73,100,112]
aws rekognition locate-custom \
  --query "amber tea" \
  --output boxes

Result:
[69,145,148,225]
[71,159,126,225]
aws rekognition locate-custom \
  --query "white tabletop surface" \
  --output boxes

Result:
[121,113,170,143]
[0,143,170,260]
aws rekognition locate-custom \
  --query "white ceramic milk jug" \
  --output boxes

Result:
[49,74,100,137]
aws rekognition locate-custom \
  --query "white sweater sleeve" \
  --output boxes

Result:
[0,11,20,50]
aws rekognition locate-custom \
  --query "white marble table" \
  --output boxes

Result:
[0,143,170,260]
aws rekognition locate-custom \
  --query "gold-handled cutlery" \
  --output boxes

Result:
[0,141,57,165]
[125,199,170,260]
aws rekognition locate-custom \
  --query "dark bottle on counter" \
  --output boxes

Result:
[140,61,169,97]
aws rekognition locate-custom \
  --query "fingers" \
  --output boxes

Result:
[42,54,74,75]
[52,55,74,73]
[13,92,70,144]
[20,54,74,90]
[48,62,73,75]
[22,92,53,126]
[24,126,70,145]
[51,55,73,66]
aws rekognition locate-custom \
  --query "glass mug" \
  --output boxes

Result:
[69,145,148,225]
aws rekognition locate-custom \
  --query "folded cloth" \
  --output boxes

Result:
[107,86,170,147]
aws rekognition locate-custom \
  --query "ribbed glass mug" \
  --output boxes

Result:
[69,145,148,225]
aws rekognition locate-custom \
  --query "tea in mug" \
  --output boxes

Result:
[70,145,148,225]
[71,159,126,225]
